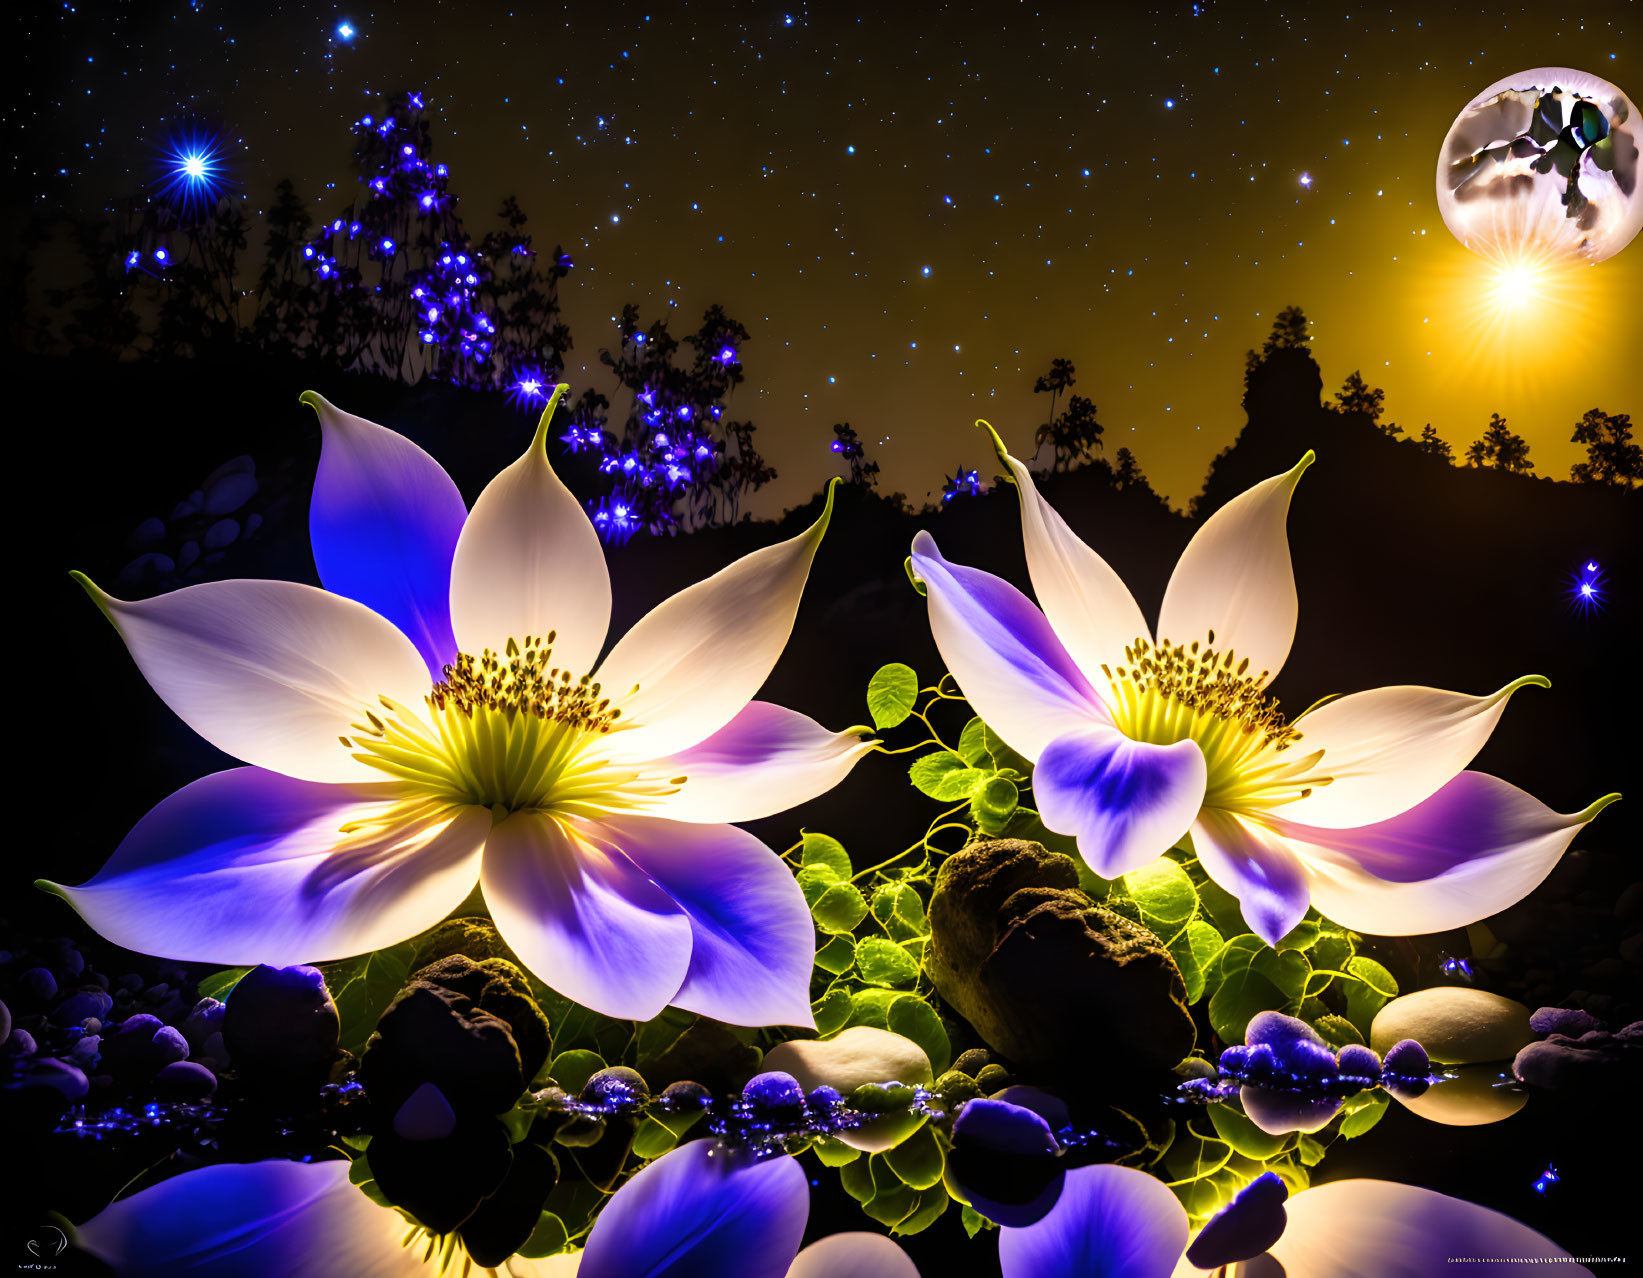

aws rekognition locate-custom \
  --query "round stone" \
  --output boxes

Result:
[762,1027,933,1153]
[1370,988,1534,1064]
[1391,1062,1529,1127]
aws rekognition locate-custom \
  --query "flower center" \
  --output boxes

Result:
[1103,632,1326,812]
[342,633,675,815]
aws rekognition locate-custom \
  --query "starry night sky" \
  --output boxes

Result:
[10,0,1641,511]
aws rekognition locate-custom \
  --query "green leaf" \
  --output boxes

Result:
[329,939,417,1053]
[957,717,993,766]
[962,1203,998,1237]
[1297,1134,1327,1167]
[815,934,858,975]
[196,967,251,1003]
[631,1114,680,1160]
[1339,1090,1390,1139]
[884,1123,945,1190]
[970,776,1020,836]
[887,995,950,1075]
[801,831,852,881]
[515,1211,569,1260]
[1311,928,1355,974]
[545,1049,605,1096]
[812,1135,861,1167]
[894,1187,949,1236]
[856,937,921,987]
[814,988,853,1036]
[797,863,844,906]
[1208,937,1286,1044]
[1208,1102,1289,1160]
[1311,1014,1364,1049]
[1192,872,1249,939]
[813,882,870,934]
[1167,920,1224,1004]
[847,987,903,1029]
[870,883,927,942]
[1343,956,1398,1036]
[867,663,919,729]
[1275,919,1321,952]
[1123,860,1199,935]
[1345,956,1398,996]
[840,1156,876,1203]
[909,751,985,801]
[1252,947,1312,1003]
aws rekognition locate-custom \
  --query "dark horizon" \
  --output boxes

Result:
[9,1,1640,513]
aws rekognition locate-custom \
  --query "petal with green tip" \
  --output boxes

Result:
[1279,676,1549,828]
[984,420,1150,689]
[448,385,612,677]
[73,573,432,785]
[1157,452,1313,687]
[1273,771,1620,937]
[594,481,840,762]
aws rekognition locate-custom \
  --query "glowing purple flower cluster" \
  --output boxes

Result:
[287,89,573,395]
[942,464,983,502]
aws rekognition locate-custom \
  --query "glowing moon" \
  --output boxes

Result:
[1437,67,1643,266]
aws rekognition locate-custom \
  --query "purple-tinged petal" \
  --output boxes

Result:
[481,811,692,1022]
[953,1099,1059,1156]
[1157,452,1312,687]
[787,1232,921,1278]
[42,768,487,967]
[76,1158,426,1278]
[578,1141,809,1278]
[594,486,837,763]
[991,432,1150,682]
[909,531,1109,762]
[638,702,875,824]
[1035,726,1206,877]
[73,575,433,784]
[990,1085,1072,1131]
[1271,772,1620,937]
[449,386,612,678]
[1255,1179,1589,1276]
[951,1097,1067,1227]
[998,1164,1188,1278]
[1189,810,1313,947]
[303,392,467,680]
[1186,1171,1288,1269]
[586,815,816,1028]
[1280,677,1548,829]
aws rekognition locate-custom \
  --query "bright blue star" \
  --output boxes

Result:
[156,130,229,215]
[1568,560,1607,615]
[336,20,356,40]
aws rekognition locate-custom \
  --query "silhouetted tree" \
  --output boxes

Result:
[1569,408,1641,486]
[589,303,770,536]
[830,422,881,489]
[1332,370,1400,436]
[1262,305,1310,354]
[1413,424,1454,463]
[1113,446,1154,494]
[1465,413,1534,473]
[1031,359,1105,471]
[1241,306,1320,414]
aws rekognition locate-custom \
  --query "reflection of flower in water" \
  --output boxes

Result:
[46,386,872,1026]
[912,428,1619,947]
[74,1143,919,1278]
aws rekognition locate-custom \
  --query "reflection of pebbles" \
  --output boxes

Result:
[1239,1084,1344,1135]
[1391,1063,1528,1127]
